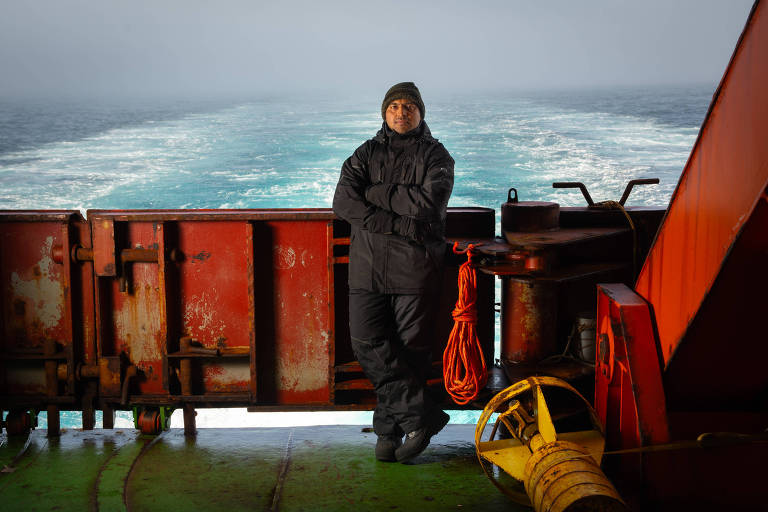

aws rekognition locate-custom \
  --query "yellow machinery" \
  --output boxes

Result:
[475,376,625,512]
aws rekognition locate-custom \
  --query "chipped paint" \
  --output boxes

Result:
[274,246,296,269]
[203,361,249,392]
[276,288,329,392]
[300,249,313,268]
[183,290,227,342]
[114,282,163,366]
[9,236,64,331]
[192,251,211,263]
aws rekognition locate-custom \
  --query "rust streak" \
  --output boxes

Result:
[114,284,163,367]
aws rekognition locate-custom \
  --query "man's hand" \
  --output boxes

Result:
[365,183,391,209]
[365,208,396,234]
[394,216,433,243]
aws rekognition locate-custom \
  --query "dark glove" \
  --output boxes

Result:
[364,183,392,209]
[395,216,433,243]
[365,209,395,233]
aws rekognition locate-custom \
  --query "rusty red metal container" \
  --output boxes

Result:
[0,207,495,435]
[499,276,557,377]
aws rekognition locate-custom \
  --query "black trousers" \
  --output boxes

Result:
[349,289,438,437]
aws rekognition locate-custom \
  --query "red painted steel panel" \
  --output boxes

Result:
[662,193,768,407]
[100,222,167,395]
[177,221,252,394]
[0,214,88,398]
[595,284,669,451]
[634,2,768,364]
[0,209,491,409]
[75,220,97,365]
[0,223,68,350]
[92,217,117,277]
[246,222,257,400]
[266,219,332,404]
[178,222,251,349]
[90,213,335,404]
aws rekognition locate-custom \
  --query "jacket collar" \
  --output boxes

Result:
[373,120,436,145]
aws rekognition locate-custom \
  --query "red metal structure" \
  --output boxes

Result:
[0,211,95,433]
[0,208,495,434]
[595,1,768,508]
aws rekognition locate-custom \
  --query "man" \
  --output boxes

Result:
[332,82,454,463]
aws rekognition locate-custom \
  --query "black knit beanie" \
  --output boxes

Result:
[381,82,425,120]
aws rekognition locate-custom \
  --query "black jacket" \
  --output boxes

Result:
[333,121,454,294]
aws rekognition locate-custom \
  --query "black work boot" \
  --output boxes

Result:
[375,435,403,462]
[395,410,450,463]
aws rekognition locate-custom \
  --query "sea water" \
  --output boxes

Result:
[0,84,712,429]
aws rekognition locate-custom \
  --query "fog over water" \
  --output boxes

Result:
[0,0,755,98]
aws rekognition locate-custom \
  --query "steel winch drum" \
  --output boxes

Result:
[525,440,626,512]
[501,188,559,241]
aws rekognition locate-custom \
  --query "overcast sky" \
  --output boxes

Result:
[0,0,756,98]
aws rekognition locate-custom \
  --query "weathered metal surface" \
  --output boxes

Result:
[137,408,162,434]
[495,227,630,252]
[595,284,670,451]
[87,208,338,222]
[1,208,495,420]
[594,282,768,509]
[500,277,557,368]
[524,441,625,512]
[176,221,253,395]
[475,376,620,510]
[264,219,332,403]
[634,0,768,365]
[0,212,92,432]
[88,213,334,404]
[480,216,633,383]
[92,217,117,277]
[594,283,670,493]
[1,223,67,349]
[98,357,122,397]
[97,221,167,396]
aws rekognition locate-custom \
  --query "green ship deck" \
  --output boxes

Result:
[1,425,522,511]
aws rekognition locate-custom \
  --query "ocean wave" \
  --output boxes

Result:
[1,91,702,213]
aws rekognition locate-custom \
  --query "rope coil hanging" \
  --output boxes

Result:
[443,242,488,405]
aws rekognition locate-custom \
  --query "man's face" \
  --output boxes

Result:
[385,99,421,134]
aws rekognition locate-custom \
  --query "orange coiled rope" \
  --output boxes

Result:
[442,242,487,405]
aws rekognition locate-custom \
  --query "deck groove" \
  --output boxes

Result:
[123,433,165,512]
[269,429,294,512]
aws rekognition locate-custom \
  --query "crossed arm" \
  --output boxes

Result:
[332,143,454,241]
